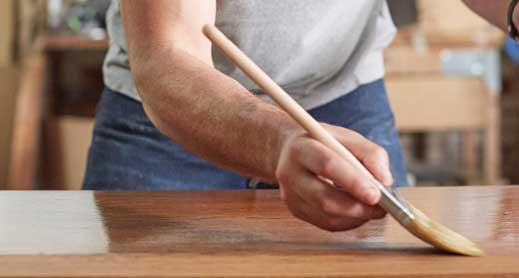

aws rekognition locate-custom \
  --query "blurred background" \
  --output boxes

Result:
[1,0,519,190]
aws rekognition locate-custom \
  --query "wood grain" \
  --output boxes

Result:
[7,54,46,189]
[0,186,518,277]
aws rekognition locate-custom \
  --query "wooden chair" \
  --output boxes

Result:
[385,41,502,185]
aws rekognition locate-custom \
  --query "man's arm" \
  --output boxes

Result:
[121,0,293,182]
[121,0,394,231]
[462,0,518,33]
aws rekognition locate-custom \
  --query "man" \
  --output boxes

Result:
[84,1,516,232]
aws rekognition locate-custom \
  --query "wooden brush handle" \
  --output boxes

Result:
[202,25,402,213]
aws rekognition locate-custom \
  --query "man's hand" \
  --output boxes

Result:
[276,124,393,232]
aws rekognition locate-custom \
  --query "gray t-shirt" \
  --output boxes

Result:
[103,0,396,110]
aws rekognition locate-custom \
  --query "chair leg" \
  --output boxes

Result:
[484,94,501,185]
[462,130,478,184]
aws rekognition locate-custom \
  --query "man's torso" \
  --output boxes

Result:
[103,0,396,109]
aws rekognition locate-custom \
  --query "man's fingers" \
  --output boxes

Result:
[372,206,387,219]
[361,144,393,186]
[294,137,381,205]
[290,169,385,220]
[282,185,370,232]
[327,126,393,186]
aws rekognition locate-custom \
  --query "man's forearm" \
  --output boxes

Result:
[133,46,297,182]
[462,0,517,32]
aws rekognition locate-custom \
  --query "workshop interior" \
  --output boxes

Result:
[1,0,517,189]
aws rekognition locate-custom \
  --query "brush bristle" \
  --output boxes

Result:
[405,205,485,256]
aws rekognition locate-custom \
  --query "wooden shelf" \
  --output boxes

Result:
[391,26,505,49]
[45,35,108,51]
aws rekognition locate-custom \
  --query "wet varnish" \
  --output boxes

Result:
[0,186,518,277]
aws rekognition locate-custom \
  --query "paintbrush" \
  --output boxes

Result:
[202,24,484,256]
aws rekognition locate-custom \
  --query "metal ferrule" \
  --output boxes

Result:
[372,179,415,226]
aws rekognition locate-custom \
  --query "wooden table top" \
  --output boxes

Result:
[1,186,518,277]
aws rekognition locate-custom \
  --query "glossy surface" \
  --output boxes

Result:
[1,186,519,277]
